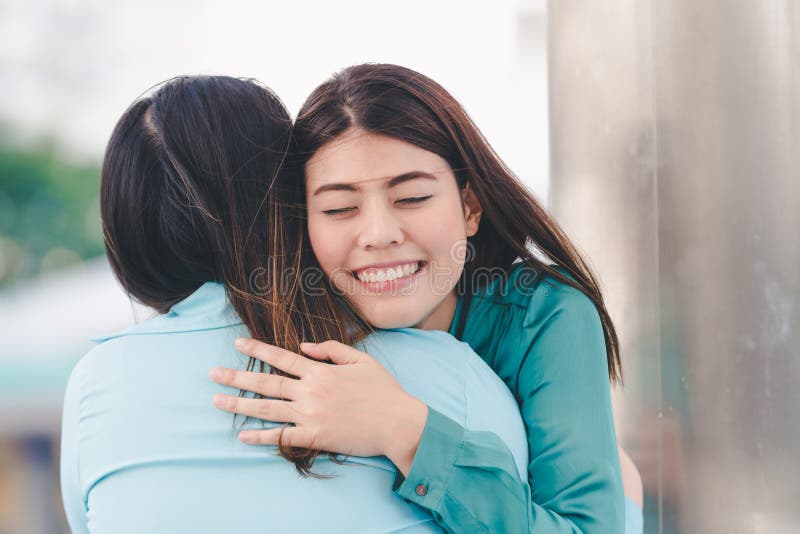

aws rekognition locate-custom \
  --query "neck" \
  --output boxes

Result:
[414,291,457,331]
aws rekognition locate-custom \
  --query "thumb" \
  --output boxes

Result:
[300,340,362,365]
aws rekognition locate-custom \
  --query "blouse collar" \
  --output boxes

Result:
[92,282,243,343]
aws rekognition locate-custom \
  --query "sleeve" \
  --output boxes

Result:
[393,291,625,534]
[393,407,534,533]
[60,361,91,534]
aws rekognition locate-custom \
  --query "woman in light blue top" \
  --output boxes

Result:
[61,284,529,533]
[60,75,528,533]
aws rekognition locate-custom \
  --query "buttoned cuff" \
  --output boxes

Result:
[392,406,465,509]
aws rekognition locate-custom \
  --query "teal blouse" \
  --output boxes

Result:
[392,265,626,533]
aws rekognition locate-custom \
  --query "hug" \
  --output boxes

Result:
[61,66,643,533]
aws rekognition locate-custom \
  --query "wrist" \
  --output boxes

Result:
[384,394,428,476]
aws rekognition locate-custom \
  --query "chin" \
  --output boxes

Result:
[358,303,429,330]
[365,314,420,330]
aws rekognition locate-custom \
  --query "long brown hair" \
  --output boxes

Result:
[290,63,623,382]
[273,63,622,474]
[269,63,622,474]
[102,76,291,317]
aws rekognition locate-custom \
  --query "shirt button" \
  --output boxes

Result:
[415,484,428,496]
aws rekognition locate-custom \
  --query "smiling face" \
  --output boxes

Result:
[306,127,482,330]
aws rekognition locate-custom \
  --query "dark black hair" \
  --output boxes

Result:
[101,75,367,478]
[101,75,291,315]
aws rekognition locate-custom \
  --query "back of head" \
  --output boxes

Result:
[101,75,291,315]
[101,76,366,476]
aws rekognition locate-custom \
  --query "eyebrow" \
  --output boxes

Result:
[311,171,439,197]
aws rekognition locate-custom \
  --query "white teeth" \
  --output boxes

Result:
[356,262,420,283]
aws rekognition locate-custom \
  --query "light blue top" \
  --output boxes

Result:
[60,282,528,534]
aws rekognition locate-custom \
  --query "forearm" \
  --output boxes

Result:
[383,394,429,476]
[392,408,599,534]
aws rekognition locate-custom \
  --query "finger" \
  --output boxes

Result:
[297,344,332,362]
[300,340,363,365]
[213,394,299,423]
[209,367,298,400]
[238,427,283,446]
[236,338,314,378]
[239,426,317,449]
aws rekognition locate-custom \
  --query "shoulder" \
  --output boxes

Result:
[377,329,518,398]
[362,328,476,376]
[63,334,143,409]
[506,267,608,385]
[474,263,601,327]
[476,264,606,375]
[363,329,479,427]
[66,336,128,387]
[64,319,243,405]
[363,328,474,356]
[525,276,602,335]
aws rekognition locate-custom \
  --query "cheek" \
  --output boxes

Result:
[307,216,345,273]
[414,203,468,260]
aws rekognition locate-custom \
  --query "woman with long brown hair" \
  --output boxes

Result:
[212,64,642,533]
[60,74,531,533]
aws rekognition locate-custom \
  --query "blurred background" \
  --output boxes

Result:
[0,0,796,532]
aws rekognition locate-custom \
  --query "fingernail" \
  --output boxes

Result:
[300,342,317,349]
[235,338,248,349]
[239,431,253,443]
[209,368,224,381]
[213,394,227,408]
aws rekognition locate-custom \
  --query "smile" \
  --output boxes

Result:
[351,261,425,284]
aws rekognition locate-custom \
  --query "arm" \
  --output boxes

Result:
[392,408,534,533]
[214,309,624,532]
[393,291,624,533]
[60,362,90,534]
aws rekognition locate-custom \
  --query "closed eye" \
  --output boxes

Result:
[322,207,357,218]
[395,195,432,206]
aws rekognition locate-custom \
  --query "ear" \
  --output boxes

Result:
[462,183,483,237]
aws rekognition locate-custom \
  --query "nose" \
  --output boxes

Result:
[357,200,404,249]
